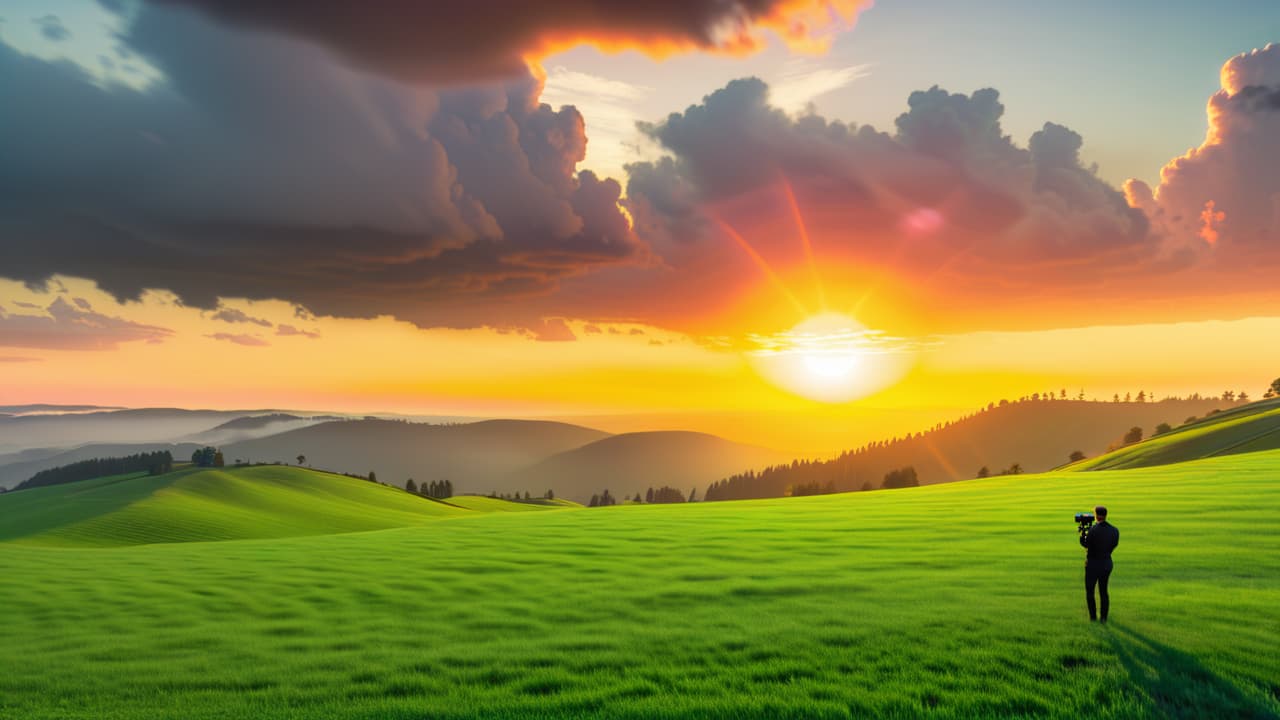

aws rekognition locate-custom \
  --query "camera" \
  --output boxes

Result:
[1075,512,1095,533]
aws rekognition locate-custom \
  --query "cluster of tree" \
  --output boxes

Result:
[975,463,1022,478]
[1265,378,1280,400]
[15,451,174,492]
[407,479,454,499]
[633,486,690,504]
[791,480,837,497]
[881,466,919,489]
[487,490,540,501]
[191,447,224,468]
[588,489,618,507]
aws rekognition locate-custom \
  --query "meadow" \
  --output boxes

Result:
[1,454,1277,719]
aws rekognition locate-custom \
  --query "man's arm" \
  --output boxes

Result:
[1079,527,1090,548]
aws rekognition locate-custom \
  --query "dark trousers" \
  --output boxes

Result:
[1085,560,1113,621]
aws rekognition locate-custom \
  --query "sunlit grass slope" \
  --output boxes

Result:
[446,495,581,512]
[0,453,1277,719]
[1071,398,1280,471]
[0,465,487,546]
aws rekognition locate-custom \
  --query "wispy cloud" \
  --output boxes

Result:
[275,324,320,339]
[768,60,873,113]
[0,297,172,351]
[205,332,270,347]
[212,307,273,327]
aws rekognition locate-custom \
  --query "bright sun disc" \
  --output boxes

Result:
[749,312,912,403]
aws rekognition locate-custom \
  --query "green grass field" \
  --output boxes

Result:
[0,465,563,547]
[1,455,1277,719]
[1071,398,1280,472]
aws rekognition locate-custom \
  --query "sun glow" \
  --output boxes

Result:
[749,312,915,403]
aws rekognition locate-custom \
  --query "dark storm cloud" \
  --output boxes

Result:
[148,0,866,83]
[0,297,172,351]
[0,3,642,332]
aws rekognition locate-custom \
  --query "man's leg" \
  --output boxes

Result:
[1098,566,1112,622]
[1084,566,1098,621]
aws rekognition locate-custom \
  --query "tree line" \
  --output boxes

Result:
[14,451,174,492]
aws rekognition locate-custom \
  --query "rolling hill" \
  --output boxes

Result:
[0,465,560,547]
[0,450,1275,718]
[700,397,1240,499]
[224,418,612,495]
[511,430,790,502]
[0,442,203,491]
[1069,397,1280,471]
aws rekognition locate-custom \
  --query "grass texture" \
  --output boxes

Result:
[0,454,1276,718]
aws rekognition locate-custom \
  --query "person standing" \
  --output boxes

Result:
[1080,505,1119,622]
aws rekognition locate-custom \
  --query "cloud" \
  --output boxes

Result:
[0,297,173,350]
[768,59,872,112]
[541,66,653,178]
[0,3,642,334]
[275,324,319,339]
[211,307,272,327]
[153,0,869,82]
[34,15,70,42]
[0,356,42,363]
[205,332,269,347]
[530,318,576,342]
[600,77,1170,333]
[1124,43,1280,255]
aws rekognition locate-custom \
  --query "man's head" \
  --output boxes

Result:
[1095,505,1108,520]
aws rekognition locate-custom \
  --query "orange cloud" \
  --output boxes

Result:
[1199,200,1225,245]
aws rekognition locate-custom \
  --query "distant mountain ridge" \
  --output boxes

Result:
[224,418,612,496]
[509,431,789,503]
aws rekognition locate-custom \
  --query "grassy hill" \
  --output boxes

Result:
[224,419,611,496]
[0,465,558,547]
[0,451,1276,718]
[703,397,1241,499]
[1069,398,1280,471]
[511,430,790,502]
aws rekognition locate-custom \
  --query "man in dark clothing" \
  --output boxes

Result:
[1080,505,1119,622]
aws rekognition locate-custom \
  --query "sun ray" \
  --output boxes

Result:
[711,216,810,318]
[780,177,827,310]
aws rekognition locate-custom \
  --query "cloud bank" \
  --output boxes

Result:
[1,5,1277,338]
[153,0,868,82]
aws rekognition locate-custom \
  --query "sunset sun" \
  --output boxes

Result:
[750,312,913,403]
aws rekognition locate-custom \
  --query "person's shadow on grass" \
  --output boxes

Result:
[1107,624,1278,719]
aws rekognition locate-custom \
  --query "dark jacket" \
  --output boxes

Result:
[1080,520,1119,565]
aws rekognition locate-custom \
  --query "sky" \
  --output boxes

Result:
[1,1,1278,453]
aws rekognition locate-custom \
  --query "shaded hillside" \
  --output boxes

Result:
[1069,398,1280,471]
[225,419,610,495]
[186,413,346,446]
[0,442,203,491]
[510,431,790,503]
[0,465,561,547]
[705,397,1238,500]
